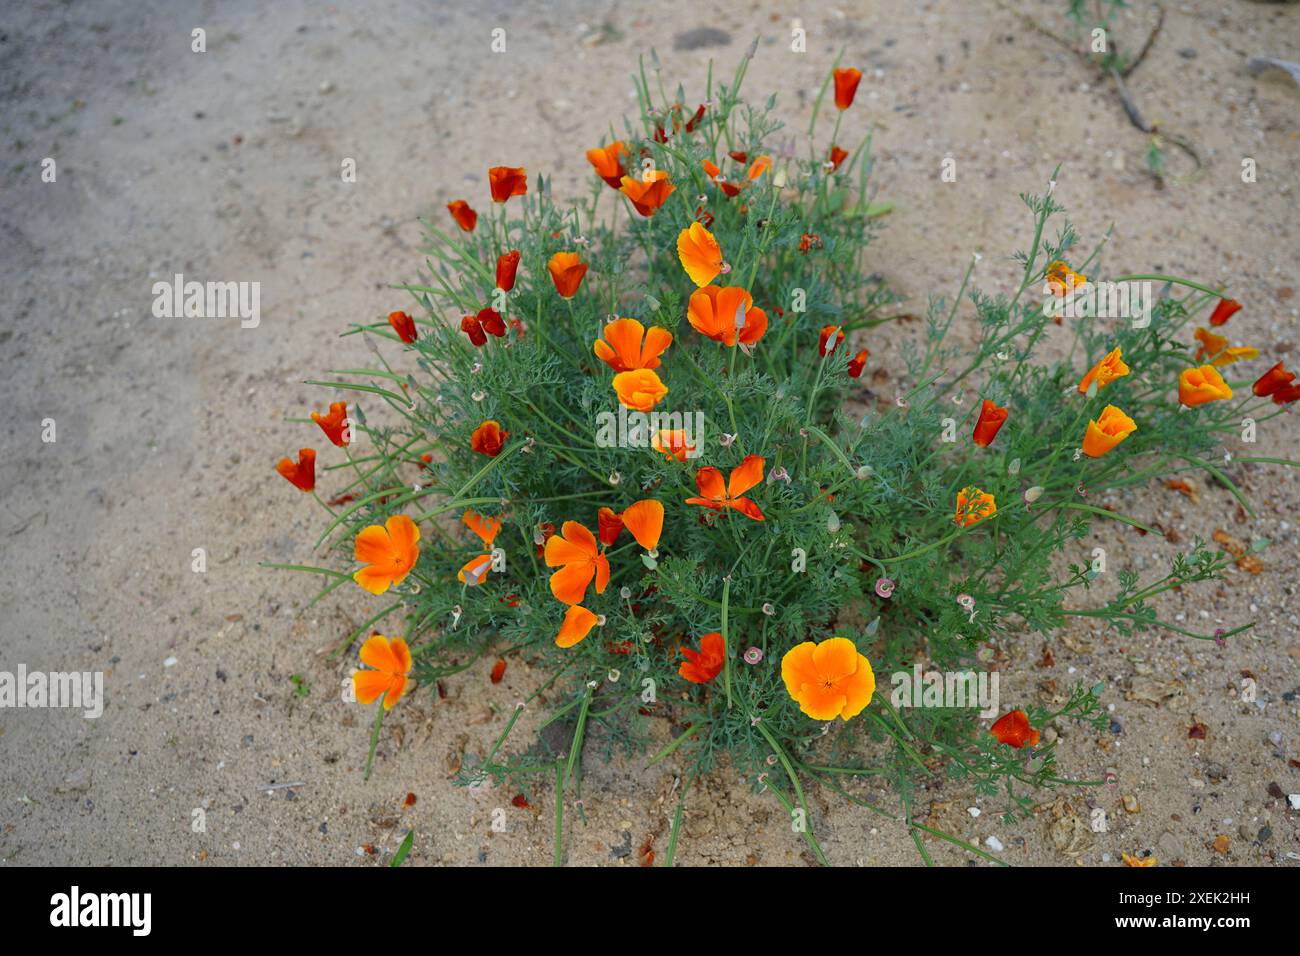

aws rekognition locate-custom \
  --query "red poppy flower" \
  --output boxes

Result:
[728,150,748,164]
[833,67,863,110]
[848,350,870,378]
[1253,361,1295,398]
[447,200,477,232]
[1273,383,1300,405]
[311,402,350,447]
[388,310,417,344]
[496,250,520,292]
[471,420,508,457]
[275,448,316,492]
[488,165,527,203]
[490,658,506,684]
[686,455,765,521]
[800,233,822,254]
[828,145,848,171]
[990,709,1040,748]
[1208,297,1241,327]
[701,160,741,198]
[819,325,845,356]
[679,631,725,684]
[585,142,629,189]
[971,399,1008,448]
[619,170,675,217]
[535,522,556,558]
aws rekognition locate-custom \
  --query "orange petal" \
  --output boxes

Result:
[727,496,766,521]
[693,466,726,501]
[621,499,664,551]
[603,318,648,371]
[354,524,395,565]
[382,675,408,710]
[549,561,595,605]
[353,565,396,595]
[811,637,860,682]
[385,514,420,556]
[556,605,598,648]
[360,634,402,674]
[353,670,391,706]
[727,455,765,497]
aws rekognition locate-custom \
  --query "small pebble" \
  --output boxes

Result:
[985,835,1004,852]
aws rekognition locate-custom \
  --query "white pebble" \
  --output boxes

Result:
[967,807,981,818]
[163,656,178,668]
[985,835,1004,852]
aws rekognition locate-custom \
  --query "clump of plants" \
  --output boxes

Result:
[272,47,1296,865]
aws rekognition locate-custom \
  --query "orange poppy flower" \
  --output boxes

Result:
[677,222,723,287]
[496,250,520,292]
[848,349,870,378]
[828,145,848,171]
[458,553,493,586]
[463,509,501,548]
[1269,383,1300,405]
[276,448,316,492]
[597,507,624,547]
[781,636,875,720]
[1193,326,1258,366]
[679,631,726,684]
[447,199,477,232]
[619,170,675,217]
[818,325,845,356]
[1081,404,1136,458]
[701,159,742,198]
[593,318,672,372]
[989,709,1040,748]
[1208,297,1241,327]
[621,499,664,551]
[353,514,420,594]
[954,487,996,527]
[460,307,506,347]
[612,368,668,411]
[653,428,696,462]
[1254,361,1296,398]
[799,232,821,253]
[471,420,509,457]
[687,285,768,348]
[1178,365,1233,407]
[490,658,507,683]
[686,455,765,521]
[971,399,1008,447]
[547,251,588,299]
[555,605,599,648]
[746,155,771,180]
[1077,346,1129,393]
[543,520,610,605]
[585,141,629,189]
[488,165,527,203]
[832,68,863,110]
[1045,260,1087,296]
[388,310,417,344]
[352,634,412,710]
[311,402,350,447]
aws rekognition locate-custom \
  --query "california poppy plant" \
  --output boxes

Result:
[828,145,848,172]
[989,709,1040,748]
[832,67,863,111]
[954,487,996,527]
[1208,297,1241,327]
[353,514,420,594]
[686,455,766,521]
[585,141,629,189]
[276,448,316,492]
[593,318,672,373]
[352,635,412,710]
[619,170,675,217]
[687,284,768,348]
[971,399,1008,448]
[543,520,610,605]
[487,165,527,203]
[496,250,520,292]
[1192,327,1258,367]
[781,636,875,720]
[1081,404,1136,458]
[1077,346,1129,394]
[463,509,502,548]
[677,222,723,287]
[701,159,742,198]
[818,325,844,356]
[311,402,350,447]
[847,350,869,379]
[447,199,477,232]
[460,307,506,347]
[388,310,417,344]
[1178,365,1233,407]
[597,507,624,547]
[679,631,725,684]
[612,368,668,412]
[458,553,492,587]
[746,155,771,180]
[470,420,509,457]
[547,251,588,299]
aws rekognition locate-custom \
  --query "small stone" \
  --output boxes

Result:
[1289,794,1300,811]
[985,835,1004,852]
[967,807,981,818]
[1122,794,1140,814]
[163,656,178,668]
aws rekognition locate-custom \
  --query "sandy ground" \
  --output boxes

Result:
[1,0,1298,867]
